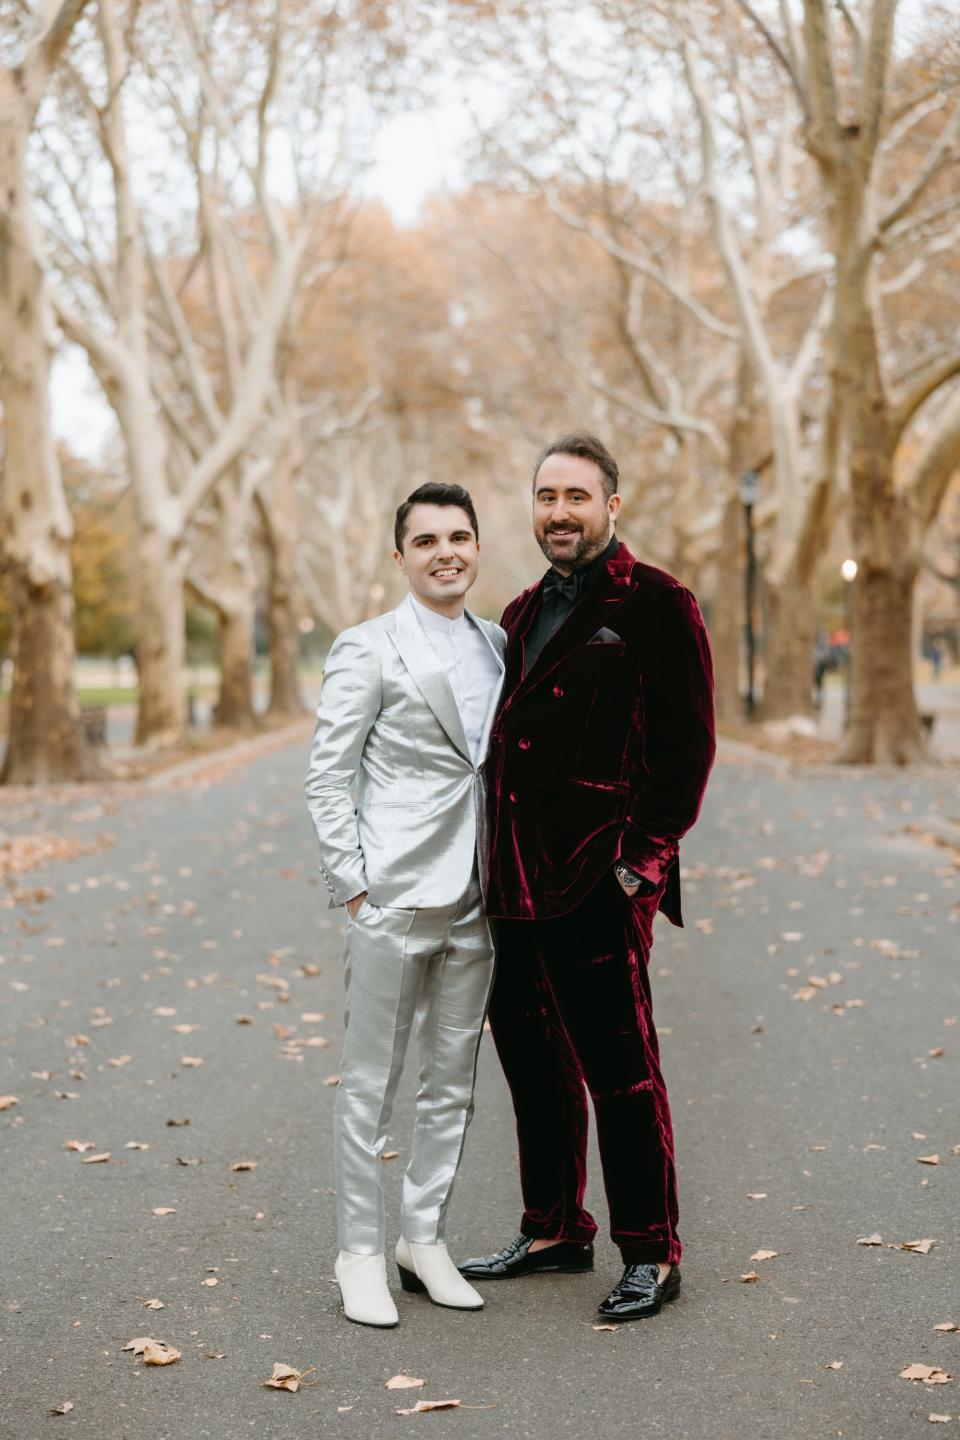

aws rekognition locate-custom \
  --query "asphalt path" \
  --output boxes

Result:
[1,742,958,1439]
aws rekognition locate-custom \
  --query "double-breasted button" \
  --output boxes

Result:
[552,685,564,698]
[518,738,531,750]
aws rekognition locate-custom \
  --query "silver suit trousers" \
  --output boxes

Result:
[334,870,495,1255]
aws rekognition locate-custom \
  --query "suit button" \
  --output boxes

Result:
[552,685,564,698]
[518,738,531,750]
[508,791,518,804]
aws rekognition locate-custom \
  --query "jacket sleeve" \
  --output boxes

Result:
[619,584,716,887]
[304,628,382,907]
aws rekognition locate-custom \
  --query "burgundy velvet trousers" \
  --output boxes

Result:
[488,871,681,1265]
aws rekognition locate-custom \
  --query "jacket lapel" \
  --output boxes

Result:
[500,540,636,717]
[389,597,472,763]
[468,612,506,761]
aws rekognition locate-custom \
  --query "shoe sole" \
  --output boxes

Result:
[342,1310,399,1328]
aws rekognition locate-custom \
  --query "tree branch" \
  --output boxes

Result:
[892,349,960,442]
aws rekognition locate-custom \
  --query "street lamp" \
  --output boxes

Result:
[841,558,857,728]
[739,469,762,716]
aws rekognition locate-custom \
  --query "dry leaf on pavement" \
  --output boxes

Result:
[928,1416,952,1424]
[152,1207,176,1216]
[826,1360,843,1370]
[122,1337,181,1365]
[81,1152,111,1164]
[900,1364,952,1384]
[856,1233,883,1246]
[900,1239,936,1254]
[144,1299,164,1310]
[934,1323,959,1333]
[180,1056,204,1068]
[917,1155,941,1166]
[386,1376,426,1390]
[229,1160,257,1172]
[740,1271,760,1283]
[0,1096,19,1111]
[750,1249,778,1262]
[65,1140,95,1152]
[264,1362,308,1392]
[381,1151,400,1162]
[592,1324,617,1332]
[395,1400,461,1415]
[48,1401,74,1415]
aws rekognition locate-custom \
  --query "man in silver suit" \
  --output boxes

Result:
[305,482,506,1327]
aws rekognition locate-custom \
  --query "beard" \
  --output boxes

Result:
[536,524,607,570]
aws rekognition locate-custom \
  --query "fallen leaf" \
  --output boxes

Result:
[301,1012,325,1023]
[857,1234,884,1246]
[900,1239,936,1254]
[152,1207,176,1216]
[65,1140,95,1152]
[750,1249,779,1261]
[0,1096,19,1111]
[826,1360,843,1370]
[172,1024,201,1035]
[592,1323,617,1332]
[122,1337,181,1365]
[108,1055,132,1067]
[900,1364,952,1384]
[928,1416,952,1424]
[387,1375,426,1390]
[747,1193,768,1200]
[48,1401,74,1415]
[934,1323,959,1333]
[81,1152,110,1164]
[264,1362,303,1392]
[322,1075,340,1087]
[202,1277,218,1287]
[180,1056,204,1068]
[165,1118,190,1127]
[740,1271,760,1283]
[176,1156,201,1167]
[395,1400,461,1415]
[235,1015,254,1025]
[929,1048,945,1058]
[229,1160,257,1172]
[381,1150,400,1162]
[918,1155,941,1166]
[144,1299,165,1310]
[125,1141,149,1150]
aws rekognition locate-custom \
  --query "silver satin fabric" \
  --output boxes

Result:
[304,595,506,910]
[335,871,495,1254]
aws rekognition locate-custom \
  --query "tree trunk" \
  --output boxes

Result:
[134,535,187,744]
[758,571,816,719]
[711,486,743,723]
[1,569,103,783]
[267,563,305,717]
[0,62,99,783]
[213,597,257,729]
[837,561,926,764]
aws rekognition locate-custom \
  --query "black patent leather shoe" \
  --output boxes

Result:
[458,1234,594,1280]
[597,1263,681,1321]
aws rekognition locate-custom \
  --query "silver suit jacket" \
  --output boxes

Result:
[305,595,507,910]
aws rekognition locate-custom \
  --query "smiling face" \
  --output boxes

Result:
[393,503,479,617]
[532,452,621,573]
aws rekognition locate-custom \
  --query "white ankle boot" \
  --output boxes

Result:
[335,1250,399,1327]
[395,1237,484,1310]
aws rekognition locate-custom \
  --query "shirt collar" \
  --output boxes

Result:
[409,592,468,634]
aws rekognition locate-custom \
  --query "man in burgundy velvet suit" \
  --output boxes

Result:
[459,432,716,1321]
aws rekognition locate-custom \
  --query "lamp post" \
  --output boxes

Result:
[739,469,762,716]
[841,558,857,729]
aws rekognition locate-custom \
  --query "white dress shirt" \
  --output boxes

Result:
[410,594,502,766]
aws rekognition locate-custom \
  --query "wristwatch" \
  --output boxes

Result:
[615,861,645,888]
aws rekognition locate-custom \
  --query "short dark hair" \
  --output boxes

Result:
[533,432,619,500]
[394,482,479,552]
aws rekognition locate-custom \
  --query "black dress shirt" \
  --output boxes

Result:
[522,533,620,676]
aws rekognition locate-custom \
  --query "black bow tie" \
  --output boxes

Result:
[543,569,583,604]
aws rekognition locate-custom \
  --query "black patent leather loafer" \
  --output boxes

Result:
[597,1263,681,1321]
[458,1234,594,1280]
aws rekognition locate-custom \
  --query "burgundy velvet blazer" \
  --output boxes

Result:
[484,540,716,925]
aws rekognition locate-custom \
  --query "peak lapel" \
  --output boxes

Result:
[389,599,472,763]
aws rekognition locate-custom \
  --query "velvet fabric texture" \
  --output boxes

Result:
[489,871,680,1263]
[484,541,716,926]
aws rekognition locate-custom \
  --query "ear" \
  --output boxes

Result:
[392,548,406,575]
[608,493,622,521]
